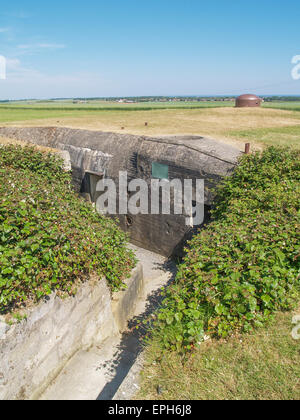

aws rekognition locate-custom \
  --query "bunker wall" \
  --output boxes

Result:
[0,265,143,400]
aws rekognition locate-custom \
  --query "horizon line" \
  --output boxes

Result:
[1,94,300,102]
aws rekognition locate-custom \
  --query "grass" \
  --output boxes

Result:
[0,105,300,150]
[264,101,300,112]
[0,108,82,123]
[0,100,235,110]
[0,99,298,111]
[136,309,300,400]
[230,125,300,149]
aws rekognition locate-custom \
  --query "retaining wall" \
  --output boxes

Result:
[0,264,143,400]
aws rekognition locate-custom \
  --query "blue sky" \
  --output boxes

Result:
[0,0,300,99]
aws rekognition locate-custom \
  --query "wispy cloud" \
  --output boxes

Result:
[12,43,67,57]
[6,58,22,71]
[0,57,107,100]
[0,27,10,33]
[17,43,66,50]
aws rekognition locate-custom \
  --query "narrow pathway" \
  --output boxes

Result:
[39,245,176,400]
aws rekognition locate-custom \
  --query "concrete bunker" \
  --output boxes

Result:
[0,127,241,256]
[236,94,262,108]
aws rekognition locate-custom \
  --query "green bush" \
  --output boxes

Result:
[154,147,300,351]
[0,145,135,313]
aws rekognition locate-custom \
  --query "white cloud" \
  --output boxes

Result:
[37,43,65,49]
[17,43,66,50]
[10,43,66,58]
[0,27,10,33]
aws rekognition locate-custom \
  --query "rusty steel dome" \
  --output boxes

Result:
[236,94,262,108]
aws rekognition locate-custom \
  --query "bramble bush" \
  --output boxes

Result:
[154,146,300,351]
[0,145,135,313]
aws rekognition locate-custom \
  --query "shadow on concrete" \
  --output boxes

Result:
[96,258,177,400]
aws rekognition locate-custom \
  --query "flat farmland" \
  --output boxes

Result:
[0,101,299,150]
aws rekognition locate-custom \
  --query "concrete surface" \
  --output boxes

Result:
[112,351,145,401]
[112,263,145,332]
[0,276,117,400]
[39,245,176,400]
[111,245,177,401]
[0,264,144,400]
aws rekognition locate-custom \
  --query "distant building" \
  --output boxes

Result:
[236,94,262,107]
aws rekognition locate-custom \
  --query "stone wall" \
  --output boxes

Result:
[0,264,143,400]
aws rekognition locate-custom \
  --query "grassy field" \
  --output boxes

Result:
[0,101,300,150]
[136,308,300,400]
[1,99,299,110]
[0,99,235,110]
[263,101,300,112]
[230,125,300,148]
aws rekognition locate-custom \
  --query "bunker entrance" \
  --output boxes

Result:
[80,171,104,203]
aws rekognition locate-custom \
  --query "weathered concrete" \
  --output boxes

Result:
[113,352,144,400]
[38,247,175,401]
[0,264,144,400]
[40,336,122,400]
[0,276,116,400]
[112,264,145,332]
[0,127,241,256]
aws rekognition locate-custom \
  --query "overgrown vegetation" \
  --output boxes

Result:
[137,309,300,400]
[0,145,135,313]
[153,146,300,351]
